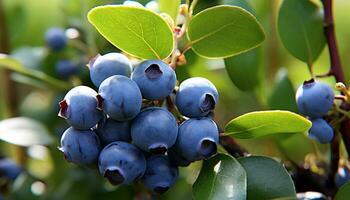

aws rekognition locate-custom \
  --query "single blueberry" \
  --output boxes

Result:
[55,60,80,78]
[45,27,67,51]
[173,118,219,162]
[59,127,101,165]
[97,75,142,121]
[175,77,218,118]
[58,86,103,130]
[145,1,159,12]
[308,118,334,144]
[0,158,22,181]
[296,80,334,118]
[141,155,178,194]
[98,141,146,185]
[89,53,133,87]
[123,0,144,7]
[131,60,176,100]
[96,116,131,144]
[131,107,178,154]
[335,167,350,188]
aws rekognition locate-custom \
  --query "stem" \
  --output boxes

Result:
[219,135,248,158]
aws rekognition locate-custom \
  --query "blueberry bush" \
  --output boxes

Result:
[1,0,350,199]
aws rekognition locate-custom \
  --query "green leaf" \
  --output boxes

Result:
[224,48,260,91]
[187,5,265,58]
[0,54,71,90]
[278,0,325,65]
[193,154,247,200]
[159,0,180,21]
[0,117,53,146]
[335,182,350,200]
[224,110,311,139]
[267,69,298,112]
[88,5,174,60]
[238,156,296,200]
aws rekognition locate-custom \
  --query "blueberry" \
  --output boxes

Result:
[59,86,103,130]
[167,148,192,167]
[141,155,178,194]
[45,27,67,51]
[0,158,22,181]
[145,1,159,12]
[59,127,101,165]
[176,77,218,118]
[98,141,146,185]
[123,0,144,7]
[131,107,178,154]
[55,60,80,78]
[131,60,176,100]
[308,118,334,144]
[97,75,142,121]
[296,80,334,118]
[173,118,219,161]
[89,53,133,87]
[96,116,131,144]
[335,167,350,188]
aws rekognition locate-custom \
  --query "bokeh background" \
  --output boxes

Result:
[0,0,350,199]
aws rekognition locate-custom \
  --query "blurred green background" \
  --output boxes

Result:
[0,0,349,199]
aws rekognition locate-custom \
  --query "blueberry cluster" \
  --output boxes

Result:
[296,79,335,143]
[58,52,219,193]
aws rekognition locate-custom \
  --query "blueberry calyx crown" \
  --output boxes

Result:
[145,63,163,80]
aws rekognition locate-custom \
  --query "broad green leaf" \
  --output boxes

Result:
[88,5,174,60]
[278,0,325,65]
[238,156,296,200]
[224,48,260,91]
[194,0,254,15]
[0,54,71,90]
[267,69,298,112]
[335,182,350,200]
[0,117,53,146]
[187,5,265,58]
[159,0,180,21]
[193,154,247,200]
[224,110,311,138]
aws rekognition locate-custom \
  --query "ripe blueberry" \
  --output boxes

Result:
[335,167,350,188]
[59,86,103,130]
[55,60,79,78]
[308,118,334,144]
[97,75,142,121]
[96,116,131,144]
[131,107,178,154]
[173,118,219,161]
[59,127,101,165]
[131,60,176,100]
[89,53,133,87]
[176,77,218,118]
[98,141,146,185]
[296,80,334,118]
[141,155,178,194]
[0,158,22,181]
[45,27,67,51]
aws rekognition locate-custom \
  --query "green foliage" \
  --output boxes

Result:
[278,0,326,65]
[238,156,296,200]
[187,5,265,58]
[87,5,174,60]
[224,110,312,139]
[159,0,180,21]
[193,153,247,200]
[0,117,53,146]
[335,182,350,200]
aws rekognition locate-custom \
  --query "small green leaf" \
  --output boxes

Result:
[88,5,174,60]
[159,0,180,21]
[187,5,265,58]
[224,110,311,138]
[0,117,53,146]
[335,182,350,200]
[267,69,298,112]
[193,154,247,200]
[238,156,296,200]
[0,54,71,90]
[278,0,325,65]
[224,48,261,91]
